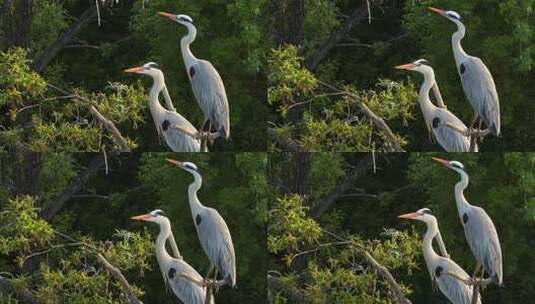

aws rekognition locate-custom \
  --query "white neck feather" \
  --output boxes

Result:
[148,73,167,126]
[451,20,468,64]
[423,219,440,268]
[180,23,199,68]
[187,171,205,217]
[419,70,438,123]
[454,169,472,215]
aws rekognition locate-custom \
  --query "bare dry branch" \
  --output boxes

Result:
[96,253,143,304]
[46,83,130,152]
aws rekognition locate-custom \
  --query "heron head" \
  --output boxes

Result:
[394,59,433,74]
[398,208,435,223]
[158,12,194,26]
[130,209,168,224]
[124,62,163,77]
[166,159,200,174]
[432,157,465,172]
[428,7,462,23]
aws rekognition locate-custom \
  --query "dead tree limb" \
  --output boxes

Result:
[96,253,143,304]
[33,6,97,72]
[359,250,412,304]
[310,154,374,219]
[41,153,109,220]
[46,84,131,152]
[304,1,376,70]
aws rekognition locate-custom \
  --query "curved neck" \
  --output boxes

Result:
[451,20,468,63]
[155,221,173,264]
[149,74,167,123]
[454,169,472,213]
[187,171,204,216]
[422,220,440,265]
[419,71,438,121]
[180,23,198,68]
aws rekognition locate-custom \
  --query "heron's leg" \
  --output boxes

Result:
[198,118,209,133]
[205,264,215,279]
[470,112,479,129]
[472,263,482,279]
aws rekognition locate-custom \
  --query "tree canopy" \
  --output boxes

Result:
[267,0,535,151]
[267,152,535,303]
[0,152,268,303]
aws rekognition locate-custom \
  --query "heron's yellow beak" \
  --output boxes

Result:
[398,212,419,220]
[158,11,176,21]
[432,157,450,167]
[428,7,447,17]
[124,66,144,73]
[130,214,151,221]
[394,63,416,70]
[165,159,182,167]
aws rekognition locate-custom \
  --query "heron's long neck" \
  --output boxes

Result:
[419,72,438,122]
[155,222,173,265]
[187,172,204,216]
[180,24,198,69]
[423,221,440,267]
[454,170,472,214]
[149,75,166,124]
[451,21,468,64]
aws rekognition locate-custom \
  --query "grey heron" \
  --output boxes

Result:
[131,209,214,304]
[124,62,202,152]
[432,157,503,286]
[399,208,481,304]
[429,7,500,136]
[166,159,236,289]
[395,59,476,152]
[158,12,230,141]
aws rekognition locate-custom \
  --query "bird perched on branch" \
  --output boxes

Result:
[131,209,214,304]
[395,59,475,152]
[158,12,230,142]
[124,62,202,152]
[428,7,500,137]
[166,159,236,290]
[432,157,503,287]
[399,208,481,304]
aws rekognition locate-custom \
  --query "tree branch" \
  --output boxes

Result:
[41,153,109,221]
[95,253,143,304]
[310,154,374,219]
[33,6,97,72]
[46,83,131,152]
[359,249,412,304]
[304,1,378,70]
[320,82,404,152]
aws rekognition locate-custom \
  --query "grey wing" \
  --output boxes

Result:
[162,111,201,152]
[189,61,230,138]
[196,208,236,286]
[460,57,500,135]
[432,109,473,152]
[436,258,479,304]
[463,206,503,285]
[168,260,214,304]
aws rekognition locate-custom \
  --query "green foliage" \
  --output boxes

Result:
[0,48,46,108]
[129,0,270,150]
[268,45,417,151]
[29,0,67,54]
[402,0,535,149]
[0,196,54,255]
[268,154,422,303]
[406,153,535,302]
[268,195,322,257]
